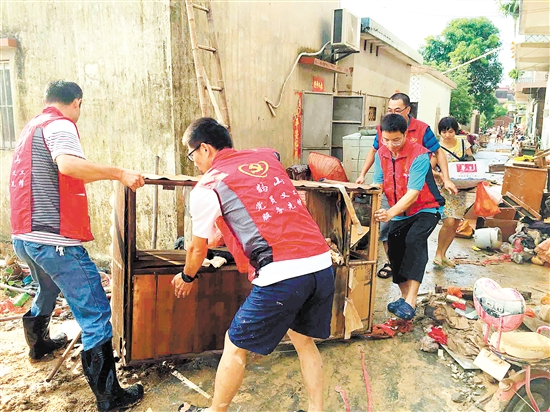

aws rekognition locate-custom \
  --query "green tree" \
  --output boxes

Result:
[448,68,474,125]
[421,18,503,124]
[494,105,508,118]
[497,0,520,19]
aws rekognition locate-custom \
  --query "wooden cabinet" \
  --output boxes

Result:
[111,177,380,365]
[502,164,547,213]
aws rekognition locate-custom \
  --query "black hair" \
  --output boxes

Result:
[44,80,83,105]
[183,117,233,150]
[438,116,459,134]
[389,92,410,107]
[380,114,407,134]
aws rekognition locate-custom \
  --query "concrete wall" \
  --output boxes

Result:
[337,39,412,126]
[415,74,452,133]
[0,0,338,258]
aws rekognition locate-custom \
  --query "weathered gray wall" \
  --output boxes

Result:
[337,41,412,125]
[1,0,339,259]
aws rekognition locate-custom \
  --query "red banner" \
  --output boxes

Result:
[293,92,303,159]
[312,76,325,92]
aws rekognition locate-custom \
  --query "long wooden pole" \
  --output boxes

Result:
[45,330,82,382]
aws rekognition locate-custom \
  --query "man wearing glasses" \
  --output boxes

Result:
[355,93,456,281]
[372,114,444,320]
[174,117,334,412]
[10,80,145,411]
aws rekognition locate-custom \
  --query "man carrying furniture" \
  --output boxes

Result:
[172,117,334,412]
[372,114,445,320]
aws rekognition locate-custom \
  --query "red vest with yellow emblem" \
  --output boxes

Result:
[10,107,94,241]
[378,141,444,217]
[377,116,429,146]
[195,148,329,276]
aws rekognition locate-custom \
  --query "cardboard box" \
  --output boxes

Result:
[448,161,485,180]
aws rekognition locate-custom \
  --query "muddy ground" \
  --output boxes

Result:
[1,228,548,412]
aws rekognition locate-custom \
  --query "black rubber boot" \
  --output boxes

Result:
[81,340,144,412]
[22,309,68,360]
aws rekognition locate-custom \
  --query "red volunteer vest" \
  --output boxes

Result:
[10,107,94,241]
[196,148,329,279]
[378,141,444,216]
[377,116,429,146]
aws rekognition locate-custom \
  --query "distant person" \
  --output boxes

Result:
[373,114,444,320]
[174,117,334,412]
[10,80,145,411]
[431,117,474,268]
[354,93,456,280]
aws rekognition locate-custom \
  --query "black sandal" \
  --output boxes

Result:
[377,262,392,279]
[178,403,207,412]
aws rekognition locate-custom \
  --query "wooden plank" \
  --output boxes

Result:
[505,192,542,220]
[131,275,157,360]
[110,181,126,359]
[347,263,374,324]
[330,265,347,339]
[298,57,348,74]
[367,191,381,333]
[125,187,137,363]
[156,274,198,356]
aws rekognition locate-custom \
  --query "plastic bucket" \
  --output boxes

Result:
[474,227,502,250]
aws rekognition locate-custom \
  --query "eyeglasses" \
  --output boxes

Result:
[381,137,405,147]
[387,106,408,114]
[187,145,200,162]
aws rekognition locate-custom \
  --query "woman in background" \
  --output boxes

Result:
[431,117,474,267]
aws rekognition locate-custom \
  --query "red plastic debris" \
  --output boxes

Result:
[0,299,17,313]
[428,326,448,345]
[451,302,467,311]
[447,286,463,298]
[525,307,536,318]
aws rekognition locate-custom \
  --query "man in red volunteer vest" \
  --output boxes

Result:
[172,117,334,412]
[373,114,445,321]
[355,93,457,281]
[10,80,145,411]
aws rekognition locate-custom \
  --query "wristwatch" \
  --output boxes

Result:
[180,273,197,283]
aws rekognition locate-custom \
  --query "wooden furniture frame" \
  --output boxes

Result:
[111,176,381,365]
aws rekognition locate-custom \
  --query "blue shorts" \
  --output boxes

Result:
[228,266,335,355]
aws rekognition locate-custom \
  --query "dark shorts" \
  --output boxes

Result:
[388,212,440,284]
[228,266,335,355]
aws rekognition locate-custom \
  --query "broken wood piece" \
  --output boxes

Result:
[46,330,82,382]
[170,367,211,399]
[504,192,541,220]
[0,283,36,296]
[335,184,363,234]
[0,314,24,322]
[343,298,364,339]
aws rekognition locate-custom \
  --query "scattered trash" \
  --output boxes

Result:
[420,335,439,353]
[427,326,448,345]
[335,386,351,412]
[13,292,30,307]
[360,318,414,339]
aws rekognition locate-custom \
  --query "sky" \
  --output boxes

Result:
[341,0,516,86]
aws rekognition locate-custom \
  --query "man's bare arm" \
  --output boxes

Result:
[56,154,144,191]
